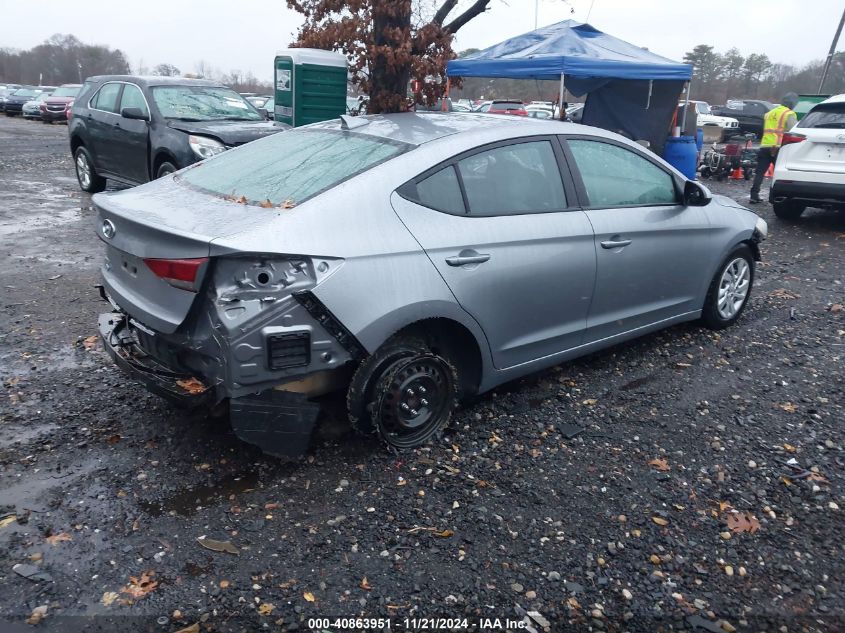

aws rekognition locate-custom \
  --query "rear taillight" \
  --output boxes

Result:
[781,132,805,146]
[143,257,208,292]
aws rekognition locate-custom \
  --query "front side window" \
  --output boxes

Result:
[457,141,566,215]
[568,139,677,207]
[181,129,408,206]
[151,86,262,121]
[120,84,149,116]
[91,83,122,113]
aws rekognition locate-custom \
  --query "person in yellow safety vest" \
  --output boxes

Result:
[750,92,798,204]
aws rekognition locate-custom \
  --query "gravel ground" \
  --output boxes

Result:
[0,115,843,633]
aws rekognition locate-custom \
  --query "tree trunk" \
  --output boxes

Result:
[369,0,412,114]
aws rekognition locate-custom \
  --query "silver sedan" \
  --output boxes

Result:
[94,113,767,456]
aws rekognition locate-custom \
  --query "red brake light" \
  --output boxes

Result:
[782,132,805,146]
[143,257,208,292]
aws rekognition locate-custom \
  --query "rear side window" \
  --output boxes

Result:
[568,139,677,207]
[801,103,845,129]
[414,166,466,214]
[181,129,409,206]
[91,83,121,113]
[457,141,566,215]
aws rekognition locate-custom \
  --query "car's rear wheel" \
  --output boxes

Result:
[347,336,459,450]
[773,199,806,221]
[156,161,177,179]
[74,147,106,193]
[701,244,755,330]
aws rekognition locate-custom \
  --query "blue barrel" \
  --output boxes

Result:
[662,136,698,180]
[695,128,704,151]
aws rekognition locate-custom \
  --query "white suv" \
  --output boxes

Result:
[771,94,845,220]
[682,101,740,139]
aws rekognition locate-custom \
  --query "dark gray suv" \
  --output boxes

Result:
[69,75,288,192]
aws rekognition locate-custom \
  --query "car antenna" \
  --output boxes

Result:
[340,114,368,130]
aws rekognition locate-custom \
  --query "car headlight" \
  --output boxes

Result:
[188,135,227,160]
[754,217,768,241]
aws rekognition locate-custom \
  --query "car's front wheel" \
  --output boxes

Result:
[347,336,459,450]
[74,147,106,193]
[773,199,806,221]
[701,244,755,330]
[156,161,177,179]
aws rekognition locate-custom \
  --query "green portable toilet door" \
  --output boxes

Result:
[275,57,294,126]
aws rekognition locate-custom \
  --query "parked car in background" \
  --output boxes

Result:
[41,83,83,123]
[712,99,775,137]
[525,103,555,119]
[69,75,288,192]
[770,94,845,220]
[681,100,740,139]
[259,97,274,120]
[22,93,50,119]
[0,84,22,112]
[4,86,55,116]
[566,102,585,122]
[246,95,272,109]
[415,98,454,112]
[452,102,472,112]
[93,113,766,457]
[476,100,528,116]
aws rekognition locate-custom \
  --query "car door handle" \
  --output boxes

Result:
[600,239,632,249]
[446,253,491,266]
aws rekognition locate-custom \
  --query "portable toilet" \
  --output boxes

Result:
[274,49,347,127]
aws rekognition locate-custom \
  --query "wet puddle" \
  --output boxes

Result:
[138,471,261,517]
[0,457,102,513]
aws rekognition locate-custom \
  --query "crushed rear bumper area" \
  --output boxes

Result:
[771,180,845,207]
[99,311,321,458]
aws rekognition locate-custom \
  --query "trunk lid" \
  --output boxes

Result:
[784,128,845,175]
[94,177,278,333]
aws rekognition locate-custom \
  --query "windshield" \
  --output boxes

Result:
[801,103,845,129]
[13,89,39,98]
[52,86,80,98]
[696,102,711,114]
[181,129,410,206]
[151,86,263,121]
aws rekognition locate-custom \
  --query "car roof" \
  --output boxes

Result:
[306,112,594,146]
[820,94,845,104]
[84,75,224,88]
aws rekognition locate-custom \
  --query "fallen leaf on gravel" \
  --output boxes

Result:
[120,571,158,600]
[0,515,16,529]
[360,576,372,590]
[649,554,661,564]
[780,476,793,486]
[652,516,669,526]
[197,537,239,555]
[106,434,121,445]
[303,591,315,602]
[219,579,230,589]
[45,532,72,545]
[174,624,199,633]
[648,458,670,472]
[769,288,799,299]
[257,603,274,615]
[176,378,207,394]
[433,529,454,538]
[829,303,844,314]
[718,501,733,513]
[582,398,598,406]
[82,335,98,350]
[808,472,829,483]
[777,402,798,413]
[264,503,280,510]
[725,512,760,534]
[26,605,47,625]
[783,443,797,453]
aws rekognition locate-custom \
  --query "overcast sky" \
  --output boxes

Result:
[1,0,842,82]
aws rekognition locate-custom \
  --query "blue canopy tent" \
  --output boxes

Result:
[447,20,693,153]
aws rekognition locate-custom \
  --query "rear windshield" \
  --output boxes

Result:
[13,89,38,98]
[493,102,524,110]
[52,86,80,98]
[180,129,410,206]
[152,85,262,121]
[801,103,845,129]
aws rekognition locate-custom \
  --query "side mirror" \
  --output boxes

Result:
[684,180,712,206]
[121,107,149,121]
[258,107,269,119]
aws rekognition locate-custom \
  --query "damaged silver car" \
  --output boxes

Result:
[95,113,767,457]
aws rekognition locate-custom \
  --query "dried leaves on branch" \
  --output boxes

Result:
[286,0,492,113]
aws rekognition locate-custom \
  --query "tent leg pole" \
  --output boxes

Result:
[558,73,565,120]
[679,79,691,135]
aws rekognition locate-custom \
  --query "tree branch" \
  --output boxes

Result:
[443,0,490,34]
[433,0,457,25]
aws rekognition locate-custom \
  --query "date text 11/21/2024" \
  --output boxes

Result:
[306,617,534,630]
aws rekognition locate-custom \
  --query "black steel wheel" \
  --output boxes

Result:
[370,352,458,450]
